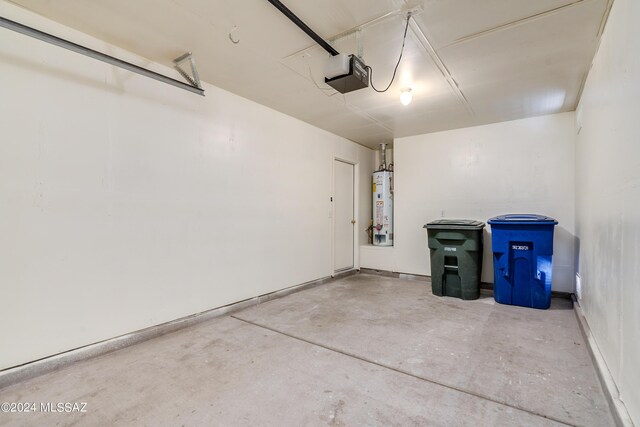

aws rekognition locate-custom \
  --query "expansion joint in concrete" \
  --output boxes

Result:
[230,315,576,427]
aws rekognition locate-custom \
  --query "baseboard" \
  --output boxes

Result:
[572,295,634,427]
[0,270,356,389]
[359,268,430,282]
[359,269,574,299]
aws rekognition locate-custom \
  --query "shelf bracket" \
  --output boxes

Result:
[0,15,205,96]
[173,52,202,89]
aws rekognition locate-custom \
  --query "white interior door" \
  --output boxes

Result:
[334,160,355,272]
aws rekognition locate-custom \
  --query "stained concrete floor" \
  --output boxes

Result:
[0,274,614,426]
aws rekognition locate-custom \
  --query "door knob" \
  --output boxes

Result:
[351,219,356,224]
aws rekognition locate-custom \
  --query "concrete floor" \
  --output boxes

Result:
[0,274,614,426]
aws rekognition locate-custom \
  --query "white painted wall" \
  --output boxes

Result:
[391,113,576,292]
[575,0,640,422]
[0,3,373,370]
[360,246,395,271]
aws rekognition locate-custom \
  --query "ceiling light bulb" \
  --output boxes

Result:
[400,88,412,106]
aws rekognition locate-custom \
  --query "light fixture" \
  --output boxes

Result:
[400,87,413,106]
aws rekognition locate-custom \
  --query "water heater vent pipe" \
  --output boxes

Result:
[379,143,387,171]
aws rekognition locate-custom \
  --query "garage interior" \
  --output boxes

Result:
[0,0,638,426]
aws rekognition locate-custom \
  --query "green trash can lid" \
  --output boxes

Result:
[423,219,485,230]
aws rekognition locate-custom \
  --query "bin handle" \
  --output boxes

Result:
[537,270,545,283]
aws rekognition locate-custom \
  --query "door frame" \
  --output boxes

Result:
[332,157,359,275]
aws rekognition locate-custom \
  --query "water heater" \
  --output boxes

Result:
[373,144,393,246]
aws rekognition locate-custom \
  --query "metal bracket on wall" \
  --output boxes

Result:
[173,52,202,89]
[0,16,205,96]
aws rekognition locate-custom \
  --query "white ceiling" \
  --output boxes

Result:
[8,0,611,148]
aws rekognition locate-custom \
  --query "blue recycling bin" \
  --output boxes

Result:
[488,214,558,309]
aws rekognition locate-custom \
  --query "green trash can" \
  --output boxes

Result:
[423,220,485,300]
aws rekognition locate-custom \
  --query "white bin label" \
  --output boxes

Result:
[512,245,530,251]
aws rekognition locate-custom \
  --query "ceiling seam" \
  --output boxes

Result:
[438,0,588,50]
[282,6,422,62]
[407,17,474,116]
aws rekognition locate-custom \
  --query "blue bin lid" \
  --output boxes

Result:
[488,214,558,225]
